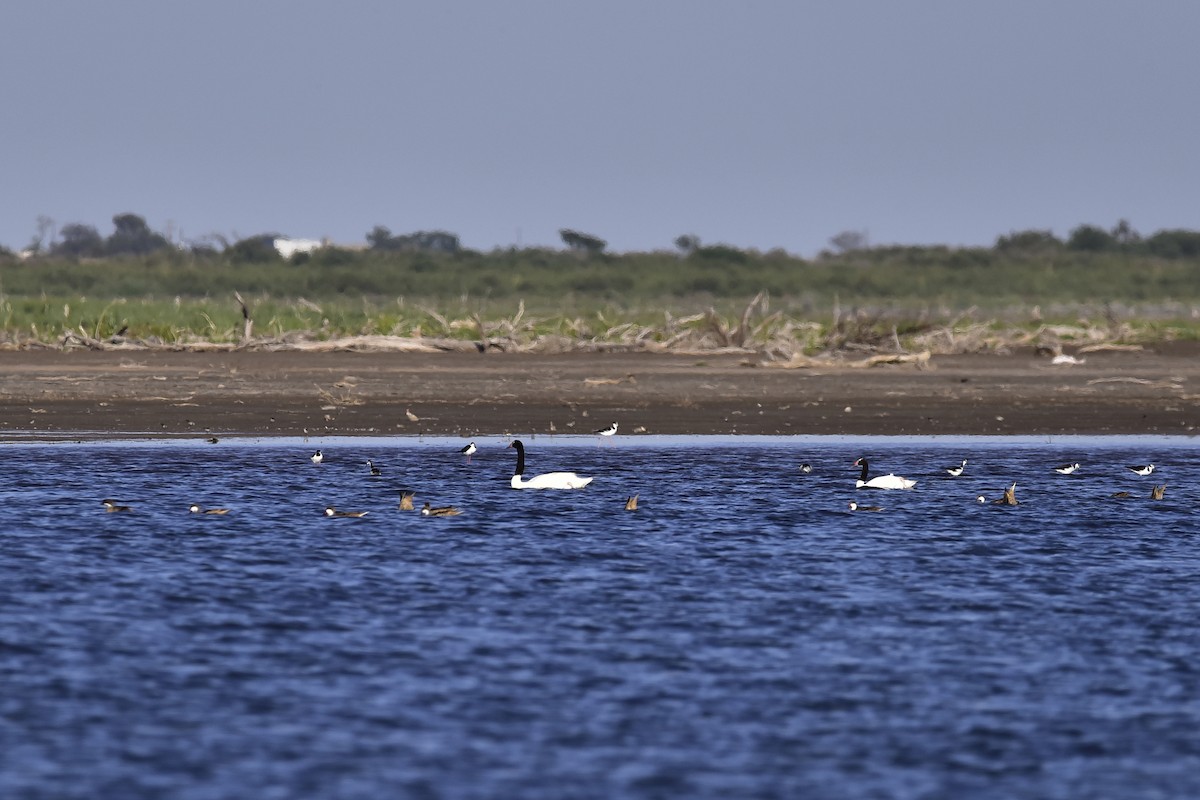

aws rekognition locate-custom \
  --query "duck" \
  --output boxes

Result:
[799,463,813,475]
[310,450,324,464]
[367,459,382,477]
[945,459,967,477]
[460,442,477,463]
[848,501,883,512]
[992,483,1019,506]
[624,495,639,511]
[325,506,368,518]
[1053,462,1080,475]
[1127,464,1155,476]
[1151,484,1167,500]
[421,502,462,517]
[509,439,593,489]
[853,457,916,490]
[101,499,133,513]
[189,504,230,515]
[398,490,415,511]
[1110,491,1131,499]
[976,495,987,503]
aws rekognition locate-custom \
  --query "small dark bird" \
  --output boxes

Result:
[421,502,461,517]
[848,501,883,512]
[325,506,368,518]
[101,499,132,513]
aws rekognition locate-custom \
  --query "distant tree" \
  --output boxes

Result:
[674,234,701,255]
[228,233,282,263]
[25,214,56,255]
[53,223,105,258]
[366,225,392,249]
[1066,224,1117,252]
[367,227,460,253]
[994,229,1063,252]
[829,230,869,253]
[1144,229,1200,259]
[107,212,171,255]
[1110,218,1140,246]
[559,229,606,255]
[692,244,749,264]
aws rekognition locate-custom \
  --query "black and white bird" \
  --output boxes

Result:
[595,421,618,438]
[460,442,477,463]
[945,459,967,477]
[367,459,382,477]
[848,501,883,512]
[101,499,133,513]
[854,457,917,490]
[1053,462,1080,475]
[310,450,324,464]
[325,506,368,518]
[189,504,230,515]
[421,502,462,517]
[799,463,813,475]
[1127,463,1155,476]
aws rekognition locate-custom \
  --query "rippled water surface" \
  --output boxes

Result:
[3,436,1200,799]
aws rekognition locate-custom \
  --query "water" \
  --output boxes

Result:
[2,435,1199,799]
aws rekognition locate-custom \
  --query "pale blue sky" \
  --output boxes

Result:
[3,1,1198,255]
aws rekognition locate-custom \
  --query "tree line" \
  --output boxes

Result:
[5,212,1200,263]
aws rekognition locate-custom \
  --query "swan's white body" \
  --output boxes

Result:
[854,457,916,490]
[509,440,592,490]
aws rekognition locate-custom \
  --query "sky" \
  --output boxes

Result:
[3,1,1199,257]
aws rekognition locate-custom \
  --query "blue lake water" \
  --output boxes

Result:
[2,435,1199,799]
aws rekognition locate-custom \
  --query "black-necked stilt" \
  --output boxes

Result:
[101,499,133,513]
[595,421,618,439]
[460,442,477,463]
[848,501,883,512]
[1053,462,1080,475]
[310,450,323,464]
[206,436,219,444]
[945,459,967,477]
[421,502,462,517]
[325,506,368,518]
[367,459,382,476]
[854,457,917,490]
[1127,464,1155,476]
[624,495,639,511]
[189,504,230,515]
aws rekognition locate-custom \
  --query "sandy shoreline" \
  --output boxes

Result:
[0,346,1197,440]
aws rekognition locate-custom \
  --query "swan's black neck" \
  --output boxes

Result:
[857,458,869,482]
[511,440,525,476]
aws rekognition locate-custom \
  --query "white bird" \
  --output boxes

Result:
[310,450,323,464]
[945,459,967,477]
[508,439,592,489]
[1054,462,1080,475]
[405,408,420,423]
[460,442,477,463]
[853,457,916,490]
[1127,463,1155,476]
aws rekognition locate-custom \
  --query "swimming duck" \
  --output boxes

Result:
[421,502,462,517]
[101,499,133,513]
[325,506,368,518]
[310,450,324,464]
[624,495,639,511]
[189,504,230,515]
[367,459,382,477]
[848,501,883,512]
[992,483,1019,505]
[398,490,415,511]
[1151,484,1167,500]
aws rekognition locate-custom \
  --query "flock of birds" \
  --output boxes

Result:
[98,419,1170,518]
[840,456,1166,512]
[98,422,625,519]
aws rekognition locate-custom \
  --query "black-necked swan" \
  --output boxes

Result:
[1053,462,1080,475]
[853,457,916,490]
[945,459,967,477]
[1127,463,1154,476]
[509,440,593,489]
[847,501,883,512]
[421,502,462,517]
